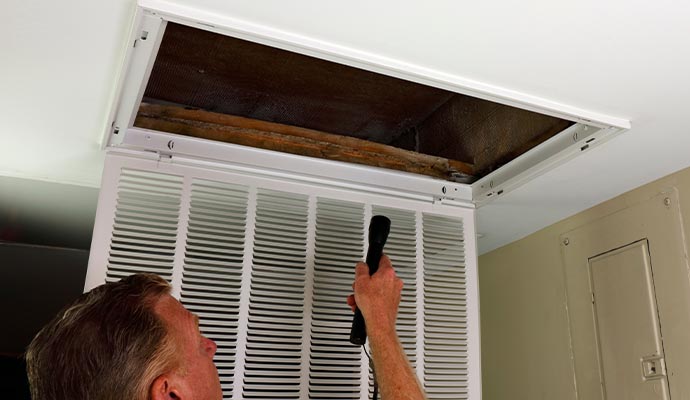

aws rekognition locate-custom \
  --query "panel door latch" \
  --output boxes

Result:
[641,355,666,380]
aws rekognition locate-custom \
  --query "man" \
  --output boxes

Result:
[26,255,425,400]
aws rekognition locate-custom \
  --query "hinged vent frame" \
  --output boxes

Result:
[103,1,630,206]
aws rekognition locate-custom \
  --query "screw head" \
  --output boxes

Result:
[664,197,671,207]
[563,238,570,246]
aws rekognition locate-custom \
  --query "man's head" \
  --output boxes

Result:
[26,273,221,400]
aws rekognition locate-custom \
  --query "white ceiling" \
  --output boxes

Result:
[2,0,689,254]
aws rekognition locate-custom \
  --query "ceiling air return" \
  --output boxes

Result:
[104,1,629,205]
[88,3,630,400]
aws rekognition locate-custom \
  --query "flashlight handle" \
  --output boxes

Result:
[350,216,390,346]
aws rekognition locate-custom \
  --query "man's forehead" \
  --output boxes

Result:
[154,294,192,321]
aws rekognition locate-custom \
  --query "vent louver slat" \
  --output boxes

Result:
[243,189,309,400]
[423,214,468,399]
[180,179,250,399]
[309,198,365,400]
[106,169,183,282]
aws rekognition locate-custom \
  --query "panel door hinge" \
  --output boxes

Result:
[158,152,173,163]
[143,149,173,163]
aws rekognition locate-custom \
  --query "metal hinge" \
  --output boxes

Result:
[143,150,173,163]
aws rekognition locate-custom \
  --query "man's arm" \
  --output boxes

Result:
[347,255,426,400]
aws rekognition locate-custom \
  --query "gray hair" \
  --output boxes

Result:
[26,273,180,400]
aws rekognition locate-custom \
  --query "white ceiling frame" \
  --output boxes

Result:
[104,1,632,206]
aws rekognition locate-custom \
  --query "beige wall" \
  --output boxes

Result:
[479,165,690,400]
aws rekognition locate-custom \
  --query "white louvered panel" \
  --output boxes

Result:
[422,214,468,400]
[91,152,480,400]
[106,169,183,282]
[180,179,250,399]
[243,189,309,400]
[309,198,365,400]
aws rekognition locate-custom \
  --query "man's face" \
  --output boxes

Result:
[155,294,223,400]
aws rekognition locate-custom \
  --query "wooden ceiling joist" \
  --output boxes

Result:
[135,103,475,182]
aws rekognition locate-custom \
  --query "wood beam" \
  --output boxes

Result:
[135,103,475,181]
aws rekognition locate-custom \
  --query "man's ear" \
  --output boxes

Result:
[150,374,182,400]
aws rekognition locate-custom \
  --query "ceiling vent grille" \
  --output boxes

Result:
[86,151,480,400]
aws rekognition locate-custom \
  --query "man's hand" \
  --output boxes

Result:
[346,255,426,400]
[347,255,403,338]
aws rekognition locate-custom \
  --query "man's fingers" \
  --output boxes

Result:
[355,255,397,284]
[354,262,369,279]
[346,294,356,312]
[379,254,392,269]
[375,254,396,277]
